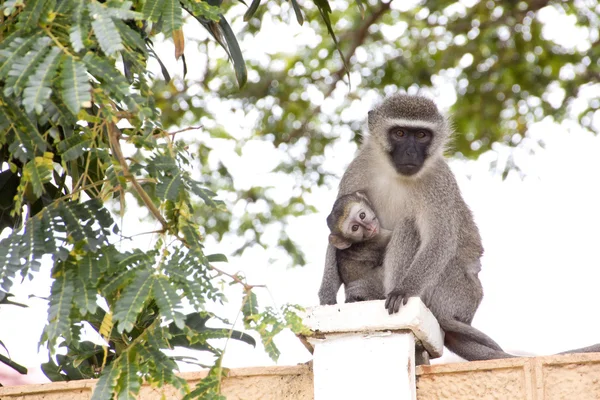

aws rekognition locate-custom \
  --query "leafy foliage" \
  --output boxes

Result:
[152,0,600,260]
[0,0,344,397]
[2,0,597,396]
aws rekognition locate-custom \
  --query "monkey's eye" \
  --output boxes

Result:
[394,129,405,137]
[416,131,428,139]
[351,225,359,232]
[359,212,366,220]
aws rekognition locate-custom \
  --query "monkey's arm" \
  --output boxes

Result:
[382,218,421,312]
[385,211,458,314]
[318,244,342,305]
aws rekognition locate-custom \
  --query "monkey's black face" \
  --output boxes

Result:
[387,126,432,176]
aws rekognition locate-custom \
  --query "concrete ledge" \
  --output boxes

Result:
[303,298,444,357]
[0,365,313,400]
[2,353,600,399]
[416,352,600,400]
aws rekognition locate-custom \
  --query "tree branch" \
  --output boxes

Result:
[107,122,169,230]
[287,1,392,141]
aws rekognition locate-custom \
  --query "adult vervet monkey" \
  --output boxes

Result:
[318,93,511,360]
[319,93,600,360]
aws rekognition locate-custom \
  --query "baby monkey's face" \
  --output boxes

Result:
[341,201,380,243]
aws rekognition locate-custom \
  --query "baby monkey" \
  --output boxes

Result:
[326,191,390,303]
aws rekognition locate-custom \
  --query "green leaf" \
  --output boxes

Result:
[60,56,92,114]
[23,155,54,199]
[4,36,51,97]
[0,32,43,79]
[15,0,47,31]
[91,363,121,400]
[290,0,303,25]
[0,94,47,161]
[218,15,247,88]
[69,0,87,52]
[43,270,75,349]
[74,276,98,315]
[206,254,227,263]
[103,1,142,20]
[114,20,147,54]
[82,52,137,111]
[57,133,92,162]
[22,46,62,114]
[242,290,258,319]
[142,0,165,22]
[153,276,185,329]
[115,350,142,400]
[162,0,183,36]
[89,2,124,56]
[113,269,153,333]
[156,172,183,200]
[243,0,261,21]
[314,0,349,80]
[180,0,220,22]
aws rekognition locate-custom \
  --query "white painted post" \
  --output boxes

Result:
[304,298,444,400]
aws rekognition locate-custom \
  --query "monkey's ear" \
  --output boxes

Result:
[329,234,352,250]
[355,190,368,199]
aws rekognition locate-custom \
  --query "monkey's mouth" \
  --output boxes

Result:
[396,164,421,176]
[366,225,379,239]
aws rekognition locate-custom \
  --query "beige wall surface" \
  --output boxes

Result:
[1,353,599,399]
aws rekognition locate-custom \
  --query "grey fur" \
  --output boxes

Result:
[318,94,507,360]
[319,93,600,360]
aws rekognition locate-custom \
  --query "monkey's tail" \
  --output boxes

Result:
[444,331,515,361]
[559,343,600,354]
[439,319,515,361]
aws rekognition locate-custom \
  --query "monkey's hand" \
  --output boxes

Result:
[318,287,338,305]
[385,287,420,314]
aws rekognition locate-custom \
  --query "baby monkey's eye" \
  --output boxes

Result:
[352,225,359,232]
[359,212,366,220]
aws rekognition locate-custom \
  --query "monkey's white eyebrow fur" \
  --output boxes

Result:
[382,118,440,131]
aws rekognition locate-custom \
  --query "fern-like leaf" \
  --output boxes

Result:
[242,290,259,319]
[74,275,98,315]
[180,0,220,22]
[22,46,62,114]
[4,36,51,97]
[115,349,142,400]
[57,132,92,162]
[162,0,183,36]
[113,269,154,333]
[114,20,147,54]
[69,0,87,52]
[23,155,54,199]
[89,2,124,56]
[82,52,137,111]
[0,33,43,78]
[153,276,185,329]
[142,0,165,22]
[15,0,47,31]
[91,363,122,400]
[103,1,142,20]
[60,56,92,114]
[43,269,75,349]
[0,94,47,161]
[156,172,183,200]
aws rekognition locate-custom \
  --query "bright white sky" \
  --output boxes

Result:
[1,0,599,385]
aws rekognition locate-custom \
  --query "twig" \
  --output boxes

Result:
[208,263,266,291]
[153,126,203,139]
[107,122,169,230]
